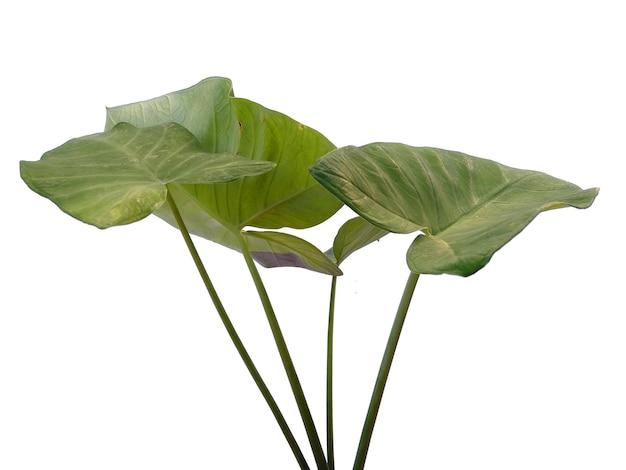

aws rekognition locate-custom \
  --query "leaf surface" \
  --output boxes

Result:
[106,78,342,272]
[310,143,599,276]
[245,231,342,275]
[20,122,274,228]
[329,217,389,265]
[106,77,239,153]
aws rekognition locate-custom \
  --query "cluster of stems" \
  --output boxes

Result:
[167,192,419,470]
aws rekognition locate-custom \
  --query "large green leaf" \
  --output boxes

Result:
[310,143,599,276]
[200,97,342,230]
[20,122,274,228]
[106,77,343,273]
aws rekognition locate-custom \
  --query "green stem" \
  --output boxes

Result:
[326,276,337,470]
[166,191,310,470]
[240,238,328,470]
[353,272,420,470]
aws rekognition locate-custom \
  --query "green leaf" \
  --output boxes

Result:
[228,98,342,229]
[245,231,342,275]
[310,143,599,276]
[106,78,343,272]
[106,77,239,153]
[20,122,275,228]
[330,217,388,265]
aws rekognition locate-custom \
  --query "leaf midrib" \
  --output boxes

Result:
[239,181,323,228]
[429,171,532,236]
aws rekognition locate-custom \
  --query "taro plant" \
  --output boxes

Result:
[20,77,598,469]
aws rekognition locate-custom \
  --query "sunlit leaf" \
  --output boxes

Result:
[106,78,342,272]
[20,122,274,228]
[106,77,239,153]
[310,143,599,276]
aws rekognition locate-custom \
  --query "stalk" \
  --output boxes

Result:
[353,272,420,470]
[240,239,328,470]
[166,191,310,470]
[326,276,338,470]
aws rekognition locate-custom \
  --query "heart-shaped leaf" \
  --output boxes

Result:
[20,122,275,228]
[310,143,599,276]
[106,78,343,272]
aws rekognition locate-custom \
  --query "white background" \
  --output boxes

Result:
[1,1,623,469]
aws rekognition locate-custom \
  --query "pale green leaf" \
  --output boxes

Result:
[106,77,239,153]
[20,122,274,228]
